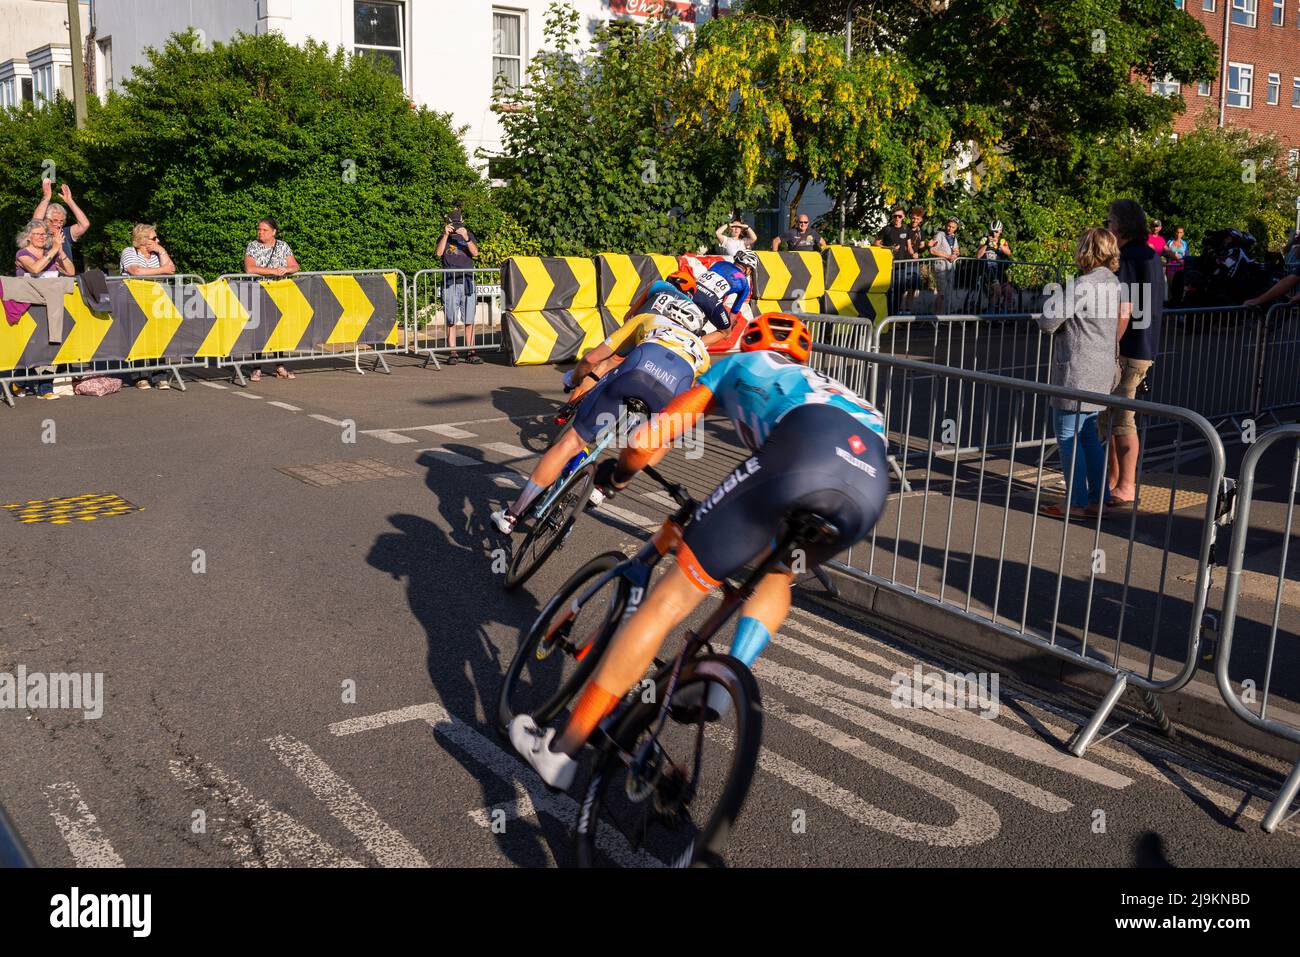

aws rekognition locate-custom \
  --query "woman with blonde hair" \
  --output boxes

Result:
[1035,227,1123,518]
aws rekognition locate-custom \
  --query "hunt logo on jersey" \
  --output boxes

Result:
[848,434,866,455]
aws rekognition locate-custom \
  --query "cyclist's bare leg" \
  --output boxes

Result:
[553,563,708,755]
[738,567,793,634]
[504,427,587,518]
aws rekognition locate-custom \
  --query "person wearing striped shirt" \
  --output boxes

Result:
[119,224,175,277]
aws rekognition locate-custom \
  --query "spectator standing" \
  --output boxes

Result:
[34,180,90,268]
[1104,198,1165,507]
[1164,225,1188,283]
[877,206,917,311]
[715,218,757,256]
[975,221,1014,310]
[436,207,481,365]
[242,217,301,381]
[1146,219,1166,259]
[120,224,178,390]
[930,217,961,311]
[1036,228,1123,518]
[772,213,826,252]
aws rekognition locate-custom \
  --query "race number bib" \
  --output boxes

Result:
[697,271,732,299]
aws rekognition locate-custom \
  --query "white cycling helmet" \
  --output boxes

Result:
[734,249,760,271]
[662,297,707,334]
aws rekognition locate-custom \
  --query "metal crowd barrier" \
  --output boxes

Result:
[812,342,1228,756]
[212,269,407,384]
[1255,301,1300,426]
[1216,424,1300,832]
[1153,306,1261,440]
[889,257,1060,316]
[409,267,503,366]
[2,273,208,406]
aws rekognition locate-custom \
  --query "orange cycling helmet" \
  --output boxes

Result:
[666,268,697,296]
[741,312,812,364]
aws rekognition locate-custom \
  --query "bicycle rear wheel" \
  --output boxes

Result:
[504,464,596,591]
[496,551,628,739]
[575,654,762,869]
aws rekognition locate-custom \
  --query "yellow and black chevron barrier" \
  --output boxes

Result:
[502,257,601,365]
[822,245,892,323]
[753,251,826,315]
[0,272,401,373]
[596,253,679,333]
[3,493,141,525]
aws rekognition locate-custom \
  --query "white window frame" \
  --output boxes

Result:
[1204,0,1215,10]
[1293,76,1300,107]
[1267,72,1281,104]
[1152,75,1181,97]
[352,1,407,90]
[1272,0,1285,22]
[492,8,526,99]
[95,37,112,96]
[1198,79,1212,96]
[1232,0,1258,25]
[1288,148,1299,179]
[1174,0,1185,8]
[1227,62,1253,108]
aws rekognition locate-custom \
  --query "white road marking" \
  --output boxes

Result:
[755,659,1074,812]
[43,782,124,867]
[715,716,1000,847]
[364,429,419,444]
[310,414,347,427]
[266,734,429,867]
[774,620,1132,789]
[493,473,523,489]
[421,424,477,439]
[640,491,678,511]
[481,442,535,460]
[267,401,301,412]
[417,447,480,467]
[198,381,228,390]
[234,392,262,399]
[594,502,659,531]
[169,759,363,867]
[327,701,660,867]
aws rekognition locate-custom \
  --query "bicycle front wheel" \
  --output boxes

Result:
[496,550,628,739]
[504,464,596,591]
[575,654,763,869]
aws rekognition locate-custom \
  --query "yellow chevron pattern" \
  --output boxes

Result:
[195,279,252,357]
[124,278,183,361]
[323,275,375,344]
[262,279,315,353]
[513,311,560,365]
[51,290,113,365]
[0,311,37,371]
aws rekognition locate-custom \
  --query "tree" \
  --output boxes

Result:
[495,3,750,256]
[680,14,965,230]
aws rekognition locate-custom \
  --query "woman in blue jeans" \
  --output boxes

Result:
[1036,228,1123,519]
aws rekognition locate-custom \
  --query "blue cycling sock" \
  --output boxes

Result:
[509,480,545,517]
[729,616,772,667]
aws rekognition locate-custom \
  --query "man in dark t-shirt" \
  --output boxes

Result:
[435,209,481,364]
[1103,199,1165,505]
[875,207,913,258]
[772,213,826,252]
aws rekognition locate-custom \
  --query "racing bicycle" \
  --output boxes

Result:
[497,466,842,867]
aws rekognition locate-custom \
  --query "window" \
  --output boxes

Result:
[1204,0,1215,10]
[1294,77,1300,106]
[1273,0,1285,21]
[1198,80,1212,96]
[1268,73,1281,103]
[1288,149,1299,179]
[96,37,112,94]
[493,9,524,97]
[32,65,54,106]
[353,2,405,86]
[1228,62,1253,107]
[1152,75,1181,97]
[1174,0,1184,8]
[1232,0,1257,25]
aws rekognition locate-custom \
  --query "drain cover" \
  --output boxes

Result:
[277,458,415,488]
[3,493,141,524]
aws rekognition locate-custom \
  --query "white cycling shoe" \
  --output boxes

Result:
[490,509,518,535]
[508,715,578,790]
[587,487,606,509]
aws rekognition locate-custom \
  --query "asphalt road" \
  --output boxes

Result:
[2,354,1298,868]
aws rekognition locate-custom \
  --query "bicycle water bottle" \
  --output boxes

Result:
[560,448,588,481]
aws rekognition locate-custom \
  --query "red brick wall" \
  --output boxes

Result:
[1164,1,1300,156]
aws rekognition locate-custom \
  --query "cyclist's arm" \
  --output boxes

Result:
[570,342,613,384]
[612,384,716,484]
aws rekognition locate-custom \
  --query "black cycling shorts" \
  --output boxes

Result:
[570,343,694,443]
[678,403,889,590]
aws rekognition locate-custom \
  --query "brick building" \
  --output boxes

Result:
[1158,0,1300,175]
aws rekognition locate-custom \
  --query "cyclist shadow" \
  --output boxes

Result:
[490,383,563,455]
[363,453,580,867]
